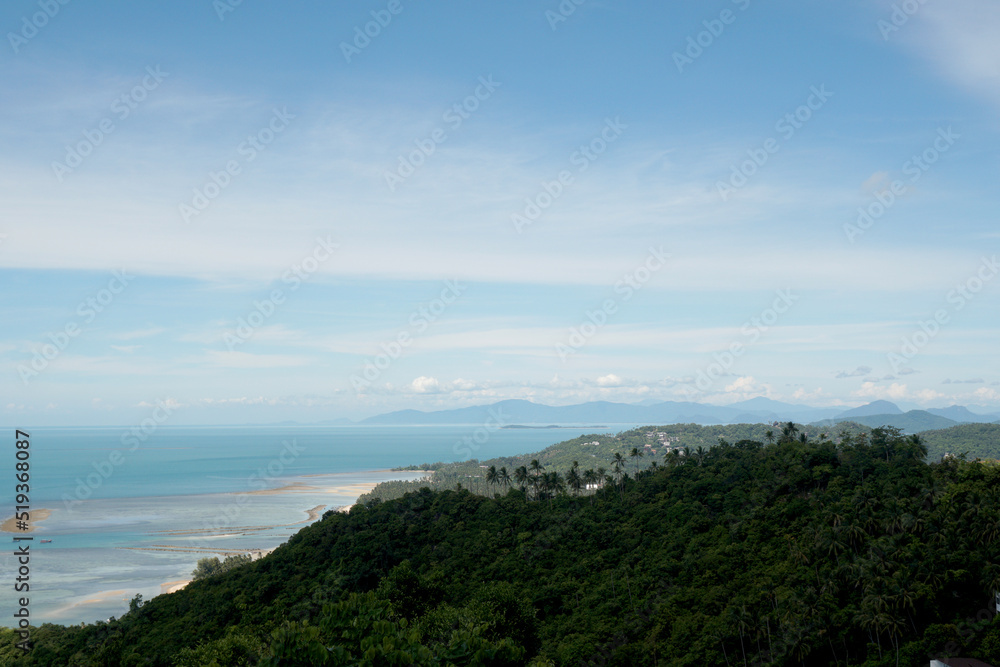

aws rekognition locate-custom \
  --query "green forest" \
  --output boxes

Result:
[4,425,1000,665]
[360,421,999,505]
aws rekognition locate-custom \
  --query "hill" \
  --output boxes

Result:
[813,410,958,433]
[835,400,903,418]
[7,429,1000,665]
[918,423,1000,461]
[365,422,869,503]
[926,405,1000,423]
[359,398,842,426]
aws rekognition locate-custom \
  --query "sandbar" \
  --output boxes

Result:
[160,580,191,594]
[1,508,51,533]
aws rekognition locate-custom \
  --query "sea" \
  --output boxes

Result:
[0,424,624,626]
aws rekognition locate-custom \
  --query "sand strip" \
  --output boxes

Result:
[244,481,318,496]
[1,508,51,533]
[160,580,191,594]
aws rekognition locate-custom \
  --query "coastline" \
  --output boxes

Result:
[146,471,424,603]
[0,468,430,627]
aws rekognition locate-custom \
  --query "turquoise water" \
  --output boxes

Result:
[3,425,624,505]
[0,425,621,626]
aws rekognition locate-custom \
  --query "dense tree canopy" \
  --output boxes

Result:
[4,426,1000,665]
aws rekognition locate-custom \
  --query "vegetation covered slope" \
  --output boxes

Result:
[366,422,870,503]
[812,411,959,433]
[918,423,1000,461]
[4,428,1000,665]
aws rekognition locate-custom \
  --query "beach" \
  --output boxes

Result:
[0,468,430,626]
[0,423,611,628]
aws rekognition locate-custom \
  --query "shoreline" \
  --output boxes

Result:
[0,469,429,627]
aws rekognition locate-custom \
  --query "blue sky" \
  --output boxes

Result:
[1,0,998,425]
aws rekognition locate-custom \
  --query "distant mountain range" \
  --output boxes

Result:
[352,398,999,433]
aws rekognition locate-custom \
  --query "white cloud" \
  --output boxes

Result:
[915,389,945,403]
[853,381,908,400]
[595,374,624,387]
[410,376,442,394]
[974,387,1000,402]
[726,376,760,394]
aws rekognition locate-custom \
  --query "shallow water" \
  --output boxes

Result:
[0,424,621,625]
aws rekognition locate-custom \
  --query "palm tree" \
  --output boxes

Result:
[764,430,775,445]
[629,447,643,477]
[513,466,529,493]
[612,452,626,479]
[694,446,706,467]
[498,466,511,491]
[665,449,681,467]
[485,465,498,493]
[566,465,583,496]
[582,469,597,499]
[528,459,545,500]
[543,471,565,499]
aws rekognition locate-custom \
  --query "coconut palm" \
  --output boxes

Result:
[498,466,511,491]
[528,459,545,499]
[485,465,498,493]
[629,447,643,476]
[540,471,564,500]
[513,466,529,493]
[566,465,583,496]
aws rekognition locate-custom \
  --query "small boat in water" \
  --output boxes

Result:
[40,539,52,543]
